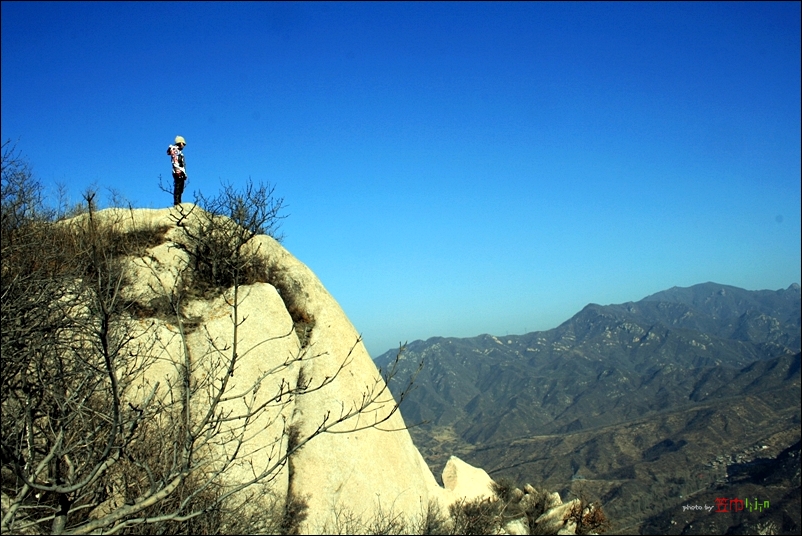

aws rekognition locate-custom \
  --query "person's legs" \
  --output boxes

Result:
[173,174,185,205]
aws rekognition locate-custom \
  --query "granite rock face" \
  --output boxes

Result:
[73,205,581,534]
[97,206,484,532]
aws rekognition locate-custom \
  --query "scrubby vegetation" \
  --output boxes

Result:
[318,478,609,535]
[444,478,609,535]
[170,179,285,295]
[168,180,315,347]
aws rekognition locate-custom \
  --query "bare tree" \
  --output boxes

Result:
[1,167,418,535]
[2,186,175,534]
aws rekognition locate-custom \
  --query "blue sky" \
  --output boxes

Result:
[3,2,800,357]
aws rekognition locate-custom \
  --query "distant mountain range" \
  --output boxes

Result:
[375,282,801,534]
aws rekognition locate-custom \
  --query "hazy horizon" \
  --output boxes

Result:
[3,2,800,358]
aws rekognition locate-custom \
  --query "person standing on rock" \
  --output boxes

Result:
[167,135,187,205]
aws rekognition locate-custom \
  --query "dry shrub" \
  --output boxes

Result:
[491,476,518,503]
[169,181,316,345]
[567,493,611,535]
[449,497,503,535]
[415,499,452,535]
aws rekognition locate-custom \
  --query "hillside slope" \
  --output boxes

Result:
[375,282,801,533]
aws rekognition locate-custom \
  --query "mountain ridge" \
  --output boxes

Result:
[376,282,800,439]
[374,281,801,534]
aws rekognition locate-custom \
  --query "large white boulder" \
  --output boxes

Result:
[246,232,446,531]
[89,205,489,533]
[442,455,496,503]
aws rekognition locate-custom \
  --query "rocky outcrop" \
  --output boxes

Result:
[442,455,495,503]
[79,205,585,534]
[90,205,446,531]
[246,225,446,531]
